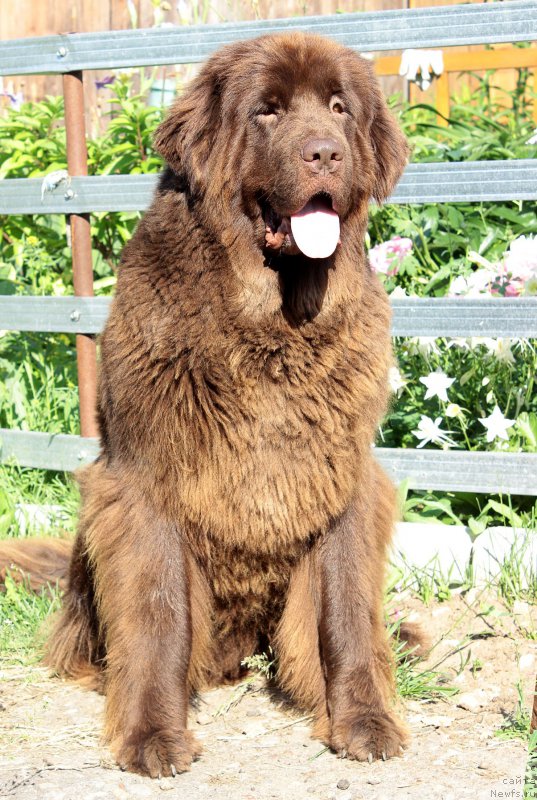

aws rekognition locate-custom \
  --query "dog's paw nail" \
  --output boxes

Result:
[338,749,347,759]
[170,764,177,777]
[158,773,162,781]
[367,752,373,764]
[382,751,387,761]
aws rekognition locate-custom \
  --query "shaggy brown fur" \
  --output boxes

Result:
[0,33,412,776]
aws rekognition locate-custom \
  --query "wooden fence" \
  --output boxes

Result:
[0,0,536,496]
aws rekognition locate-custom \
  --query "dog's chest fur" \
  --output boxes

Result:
[98,199,391,556]
[101,286,389,559]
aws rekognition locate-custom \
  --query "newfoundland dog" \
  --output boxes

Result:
[8,32,411,777]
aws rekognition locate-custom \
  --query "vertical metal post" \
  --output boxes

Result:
[63,71,99,439]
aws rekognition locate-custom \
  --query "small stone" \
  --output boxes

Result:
[367,778,382,785]
[241,721,267,737]
[519,653,535,670]
[337,778,351,790]
[457,690,489,712]
[159,778,174,791]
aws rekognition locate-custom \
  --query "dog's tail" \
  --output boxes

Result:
[0,538,72,592]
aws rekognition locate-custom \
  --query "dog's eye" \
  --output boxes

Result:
[330,96,346,115]
[255,102,280,120]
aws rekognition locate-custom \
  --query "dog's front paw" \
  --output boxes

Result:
[330,711,408,762]
[113,728,202,778]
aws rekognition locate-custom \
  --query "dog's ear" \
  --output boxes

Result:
[153,62,222,191]
[369,88,409,204]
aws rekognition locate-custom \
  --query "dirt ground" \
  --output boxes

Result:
[1,591,535,800]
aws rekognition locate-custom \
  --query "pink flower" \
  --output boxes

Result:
[369,236,413,276]
[504,281,521,297]
[450,237,537,298]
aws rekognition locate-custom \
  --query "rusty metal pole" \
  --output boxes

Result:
[63,71,99,439]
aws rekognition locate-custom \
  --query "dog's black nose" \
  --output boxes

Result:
[302,138,343,174]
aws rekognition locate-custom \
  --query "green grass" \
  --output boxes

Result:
[0,465,75,667]
[0,573,61,665]
[389,617,459,701]
[0,464,78,540]
[495,680,532,744]
[389,522,537,612]
[525,731,537,799]
[496,533,537,610]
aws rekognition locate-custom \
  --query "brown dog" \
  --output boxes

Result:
[11,32,411,777]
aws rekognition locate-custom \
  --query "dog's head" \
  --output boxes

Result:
[154,33,408,260]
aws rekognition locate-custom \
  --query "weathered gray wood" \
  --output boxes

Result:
[389,297,537,339]
[1,295,536,339]
[376,448,537,496]
[1,1,536,76]
[0,296,112,334]
[0,429,99,472]
[1,428,535,494]
[2,160,537,215]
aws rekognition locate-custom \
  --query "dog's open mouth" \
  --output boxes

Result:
[264,193,340,259]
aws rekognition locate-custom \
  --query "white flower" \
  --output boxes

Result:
[390,286,408,299]
[413,415,456,448]
[449,271,493,298]
[446,403,463,418]
[447,337,471,350]
[526,128,537,145]
[488,338,516,365]
[469,337,497,351]
[408,337,440,357]
[524,276,537,296]
[449,275,471,296]
[479,405,515,443]
[419,369,455,401]
[503,235,537,283]
[388,366,407,396]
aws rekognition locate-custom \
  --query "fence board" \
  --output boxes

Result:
[1,295,536,339]
[1,1,536,76]
[0,429,99,472]
[1,427,535,493]
[1,160,537,215]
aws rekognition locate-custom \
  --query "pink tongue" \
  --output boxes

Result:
[290,198,340,259]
